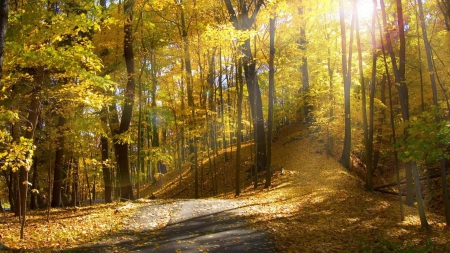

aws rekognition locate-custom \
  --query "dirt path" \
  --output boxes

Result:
[62,199,275,253]
[129,199,275,252]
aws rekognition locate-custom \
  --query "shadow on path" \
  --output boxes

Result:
[63,199,275,253]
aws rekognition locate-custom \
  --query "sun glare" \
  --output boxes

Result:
[356,0,375,22]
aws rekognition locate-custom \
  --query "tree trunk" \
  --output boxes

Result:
[379,25,405,220]
[339,0,352,169]
[30,158,38,210]
[224,0,267,172]
[298,4,311,124]
[100,135,112,203]
[0,0,8,78]
[110,0,136,201]
[380,0,415,206]
[417,0,450,224]
[235,57,244,197]
[265,15,275,189]
[70,157,78,207]
[51,115,66,207]
[19,89,41,239]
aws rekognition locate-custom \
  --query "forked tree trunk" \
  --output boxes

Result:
[224,0,267,172]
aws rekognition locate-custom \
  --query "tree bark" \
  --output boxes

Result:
[235,57,244,196]
[298,4,311,124]
[224,0,267,172]
[265,15,275,189]
[51,115,66,207]
[417,0,450,225]
[0,0,8,78]
[101,137,112,203]
[338,0,352,169]
[19,89,41,239]
[111,0,136,200]
[380,0,414,206]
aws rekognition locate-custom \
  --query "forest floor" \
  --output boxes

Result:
[1,123,450,252]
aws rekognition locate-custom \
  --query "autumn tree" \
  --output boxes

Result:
[224,0,267,172]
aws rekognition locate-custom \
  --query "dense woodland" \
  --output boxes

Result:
[1,0,450,246]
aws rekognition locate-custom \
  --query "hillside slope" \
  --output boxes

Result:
[147,123,450,252]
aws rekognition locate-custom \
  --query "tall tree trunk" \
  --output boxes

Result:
[380,0,414,206]
[0,0,8,78]
[224,0,267,172]
[70,157,78,207]
[100,108,112,203]
[265,15,275,189]
[111,0,136,200]
[30,157,38,210]
[417,0,450,225]
[51,115,66,207]
[339,0,352,169]
[19,87,41,239]
[298,4,311,124]
[235,57,244,196]
[356,0,370,189]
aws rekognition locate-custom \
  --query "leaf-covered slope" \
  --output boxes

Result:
[149,123,450,252]
[234,124,450,252]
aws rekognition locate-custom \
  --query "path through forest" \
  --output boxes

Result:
[144,124,450,252]
[57,124,450,252]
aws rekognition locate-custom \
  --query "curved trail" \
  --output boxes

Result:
[63,199,275,253]
[130,199,275,252]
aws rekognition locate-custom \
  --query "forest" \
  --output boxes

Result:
[1,0,450,251]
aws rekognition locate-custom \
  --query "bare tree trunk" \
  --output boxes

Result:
[51,116,66,207]
[235,57,244,196]
[20,87,41,239]
[265,15,275,189]
[338,0,352,169]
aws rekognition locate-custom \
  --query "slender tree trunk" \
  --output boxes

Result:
[377,12,405,220]
[417,0,450,224]
[356,0,369,189]
[235,57,244,196]
[339,0,352,169]
[70,157,78,207]
[136,55,146,200]
[30,157,38,210]
[380,0,414,206]
[19,88,41,239]
[298,4,311,124]
[51,115,66,207]
[265,15,275,189]
[0,0,8,78]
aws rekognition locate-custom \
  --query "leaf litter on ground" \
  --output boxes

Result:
[1,124,449,252]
